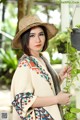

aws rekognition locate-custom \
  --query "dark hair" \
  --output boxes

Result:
[20,26,48,56]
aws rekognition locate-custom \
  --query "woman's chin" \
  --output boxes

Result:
[34,47,42,52]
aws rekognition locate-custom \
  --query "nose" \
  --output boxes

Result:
[36,35,41,42]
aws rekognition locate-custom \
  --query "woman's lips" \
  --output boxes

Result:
[35,44,41,47]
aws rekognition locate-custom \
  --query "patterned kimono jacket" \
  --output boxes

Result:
[11,54,62,120]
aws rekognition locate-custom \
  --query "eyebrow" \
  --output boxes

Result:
[30,31,44,34]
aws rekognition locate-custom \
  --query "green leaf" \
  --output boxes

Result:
[64,112,76,120]
[70,108,80,113]
[77,69,80,74]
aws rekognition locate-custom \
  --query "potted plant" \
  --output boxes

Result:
[48,31,70,54]
[71,28,80,51]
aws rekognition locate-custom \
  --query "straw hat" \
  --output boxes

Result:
[12,14,58,49]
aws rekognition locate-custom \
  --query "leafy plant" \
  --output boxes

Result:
[46,31,70,64]
[50,57,62,64]
[48,31,70,53]
[47,27,80,119]
[62,29,80,120]
[0,48,18,86]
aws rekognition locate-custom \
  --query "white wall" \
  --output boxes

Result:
[72,4,80,27]
[61,3,70,31]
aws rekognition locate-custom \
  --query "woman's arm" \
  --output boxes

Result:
[32,91,71,108]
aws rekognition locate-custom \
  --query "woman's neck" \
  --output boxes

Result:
[30,51,41,58]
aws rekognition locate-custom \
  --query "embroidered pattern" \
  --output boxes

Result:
[12,92,34,120]
[12,92,54,120]
[35,108,54,120]
[26,111,33,120]
[18,55,52,89]
[31,57,52,88]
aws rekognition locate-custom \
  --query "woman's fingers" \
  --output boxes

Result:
[57,91,72,105]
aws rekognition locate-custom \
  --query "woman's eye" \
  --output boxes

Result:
[39,33,45,36]
[29,34,34,37]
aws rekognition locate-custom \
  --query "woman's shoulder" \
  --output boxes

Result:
[12,54,31,78]
[19,54,30,61]
[18,54,31,68]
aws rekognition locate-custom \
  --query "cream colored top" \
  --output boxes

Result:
[11,54,62,120]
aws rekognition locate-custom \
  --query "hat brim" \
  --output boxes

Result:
[12,22,58,49]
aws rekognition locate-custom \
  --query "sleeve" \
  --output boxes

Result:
[11,59,37,119]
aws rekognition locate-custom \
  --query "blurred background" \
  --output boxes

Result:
[0,0,80,120]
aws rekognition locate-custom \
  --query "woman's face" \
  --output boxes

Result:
[28,26,46,54]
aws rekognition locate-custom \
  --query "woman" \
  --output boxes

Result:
[11,14,71,120]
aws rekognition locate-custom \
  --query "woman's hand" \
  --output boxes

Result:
[59,66,71,82]
[56,91,72,105]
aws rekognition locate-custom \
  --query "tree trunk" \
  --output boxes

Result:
[25,0,34,15]
[16,0,25,32]
[45,6,49,23]
[16,0,34,33]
